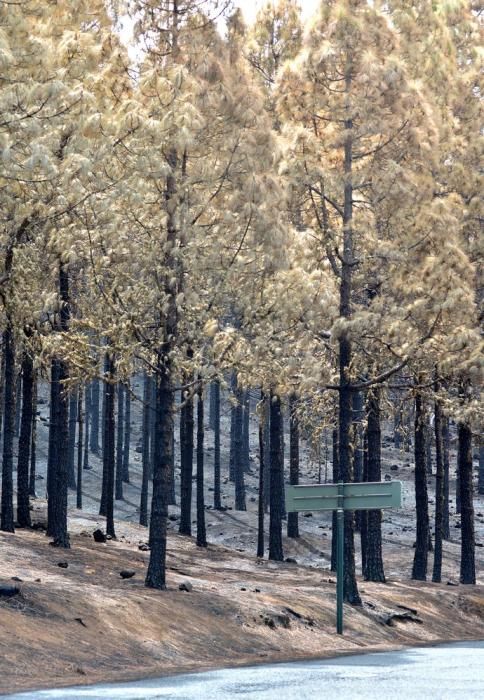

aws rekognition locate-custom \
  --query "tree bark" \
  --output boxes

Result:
[331,427,339,572]
[442,415,451,540]
[257,389,265,558]
[432,393,444,583]
[48,264,70,548]
[179,382,194,535]
[83,383,90,472]
[234,382,246,511]
[103,353,116,539]
[76,388,84,510]
[123,380,131,483]
[17,351,34,528]
[115,383,124,500]
[213,379,222,510]
[287,394,299,539]
[478,442,484,496]
[89,378,100,454]
[269,391,284,561]
[412,392,429,580]
[1,326,15,532]
[458,421,475,584]
[196,382,207,547]
[67,390,77,490]
[140,373,151,527]
[29,374,37,497]
[364,388,385,582]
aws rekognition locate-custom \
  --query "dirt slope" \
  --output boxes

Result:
[0,507,483,695]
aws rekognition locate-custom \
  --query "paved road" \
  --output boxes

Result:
[4,641,484,699]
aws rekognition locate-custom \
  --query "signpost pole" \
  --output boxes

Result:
[336,481,344,635]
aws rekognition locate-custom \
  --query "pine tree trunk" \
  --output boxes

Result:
[360,430,368,576]
[458,421,475,584]
[83,383,90,472]
[412,392,428,580]
[179,384,194,536]
[196,383,207,547]
[242,390,250,472]
[394,403,403,449]
[257,389,265,558]
[14,371,21,438]
[213,379,222,510]
[99,355,110,517]
[1,326,15,532]
[0,337,5,451]
[67,390,77,490]
[89,378,100,454]
[29,374,37,498]
[442,415,451,540]
[140,374,151,527]
[280,406,286,519]
[104,354,116,539]
[331,427,339,572]
[234,383,246,511]
[123,380,131,483]
[269,391,284,561]
[287,394,299,539]
[432,395,444,583]
[47,358,60,536]
[352,390,364,532]
[478,443,484,496]
[145,364,173,589]
[76,388,84,510]
[229,374,236,482]
[209,381,217,431]
[115,383,124,500]
[364,388,385,582]
[263,395,271,512]
[17,352,34,528]
[49,265,70,549]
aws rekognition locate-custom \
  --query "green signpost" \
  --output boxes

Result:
[285,480,402,635]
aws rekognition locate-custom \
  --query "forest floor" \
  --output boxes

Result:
[0,379,483,694]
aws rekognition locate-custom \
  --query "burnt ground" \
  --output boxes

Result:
[0,381,482,694]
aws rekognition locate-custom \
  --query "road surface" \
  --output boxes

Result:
[4,641,484,699]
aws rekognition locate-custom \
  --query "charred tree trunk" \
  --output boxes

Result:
[364,388,385,582]
[338,62,361,605]
[412,392,429,580]
[331,427,339,572]
[432,394,444,583]
[458,421,475,584]
[213,379,222,510]
[287,394,299,539]
[442,416,451,540]
[89,378,100,455]
[209,381,217,431]
[140,373,151,527]
[14,371,21,438]
[257,389,265,558]
[242,390,250,473]
[48,264,70,548]
[122,380,131,483]
[352,391,364,533]
[67,390,77,490]
[478,442,484,496]
[115,383,124,500]
[179,384,194,536]
[360,430,368,575]
[1,326,15,532]
[229,374,236,483]
[234,383,246,511]
[263,395,271,512]
[269,391,284,561]
[196,383,206,548]
[76,388,83,510]
[29,374,37,497]
[83,384,90,472]
[17,351,34,528]
[103,354,116,539]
